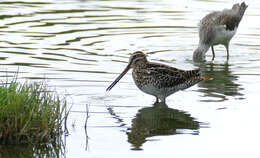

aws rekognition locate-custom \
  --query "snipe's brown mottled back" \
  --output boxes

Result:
[107,51,209,103]
[193,2,248,62]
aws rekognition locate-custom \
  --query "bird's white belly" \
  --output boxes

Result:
[137,83,178,100]
[213,27,237,45]
[138,84,165,97]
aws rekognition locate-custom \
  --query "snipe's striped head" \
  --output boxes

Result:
[128,51,147,68]
[106,51,147,91]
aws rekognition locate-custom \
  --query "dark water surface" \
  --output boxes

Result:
[0,0,260,157]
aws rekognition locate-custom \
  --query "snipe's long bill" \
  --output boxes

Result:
[107,51,211,103]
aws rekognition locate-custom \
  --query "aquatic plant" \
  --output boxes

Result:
[0,78,68,145]
[0,142,65,158]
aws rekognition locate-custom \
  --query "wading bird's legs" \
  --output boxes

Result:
[155,97,159,103]
[211,46,215,61]
[161,98,166,103]
[225,43,230,60]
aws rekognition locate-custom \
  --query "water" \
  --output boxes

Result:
[0,0,260,157]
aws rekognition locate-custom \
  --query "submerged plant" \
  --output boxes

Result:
[0,79,68,145]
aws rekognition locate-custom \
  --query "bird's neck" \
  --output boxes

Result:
[134,60,148,69]
[198,44,210,52]
[193,44,210,62]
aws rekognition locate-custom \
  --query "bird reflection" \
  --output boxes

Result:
[127,102,200,150]
[197,62,244,102]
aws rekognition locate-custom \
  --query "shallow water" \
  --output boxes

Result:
[0,0,260,157]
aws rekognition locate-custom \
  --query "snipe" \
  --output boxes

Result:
[107,51,209,102]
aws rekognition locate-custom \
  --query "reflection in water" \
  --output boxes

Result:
[107,107,126,127]
[198,62,244,102]
[127,102,200,150]
[0,142,65,158]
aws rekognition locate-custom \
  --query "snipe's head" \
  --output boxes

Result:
[128,51,148,68]
[106,51,147,91]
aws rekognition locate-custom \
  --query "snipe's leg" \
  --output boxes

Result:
[211,46,215,61]
[155,97,159,103]
[161,98,166,103]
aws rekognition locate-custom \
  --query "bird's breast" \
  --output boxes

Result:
[132,69,150,86]
[213,26,237,45]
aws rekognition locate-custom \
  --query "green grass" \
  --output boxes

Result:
[0,78,68,145]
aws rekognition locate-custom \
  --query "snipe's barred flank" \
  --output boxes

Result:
[107,51,210,103]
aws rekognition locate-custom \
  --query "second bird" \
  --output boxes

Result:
[193,2,248,62]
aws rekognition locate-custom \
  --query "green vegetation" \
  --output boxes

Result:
[0,143,65,158]
[0,78,68,145]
